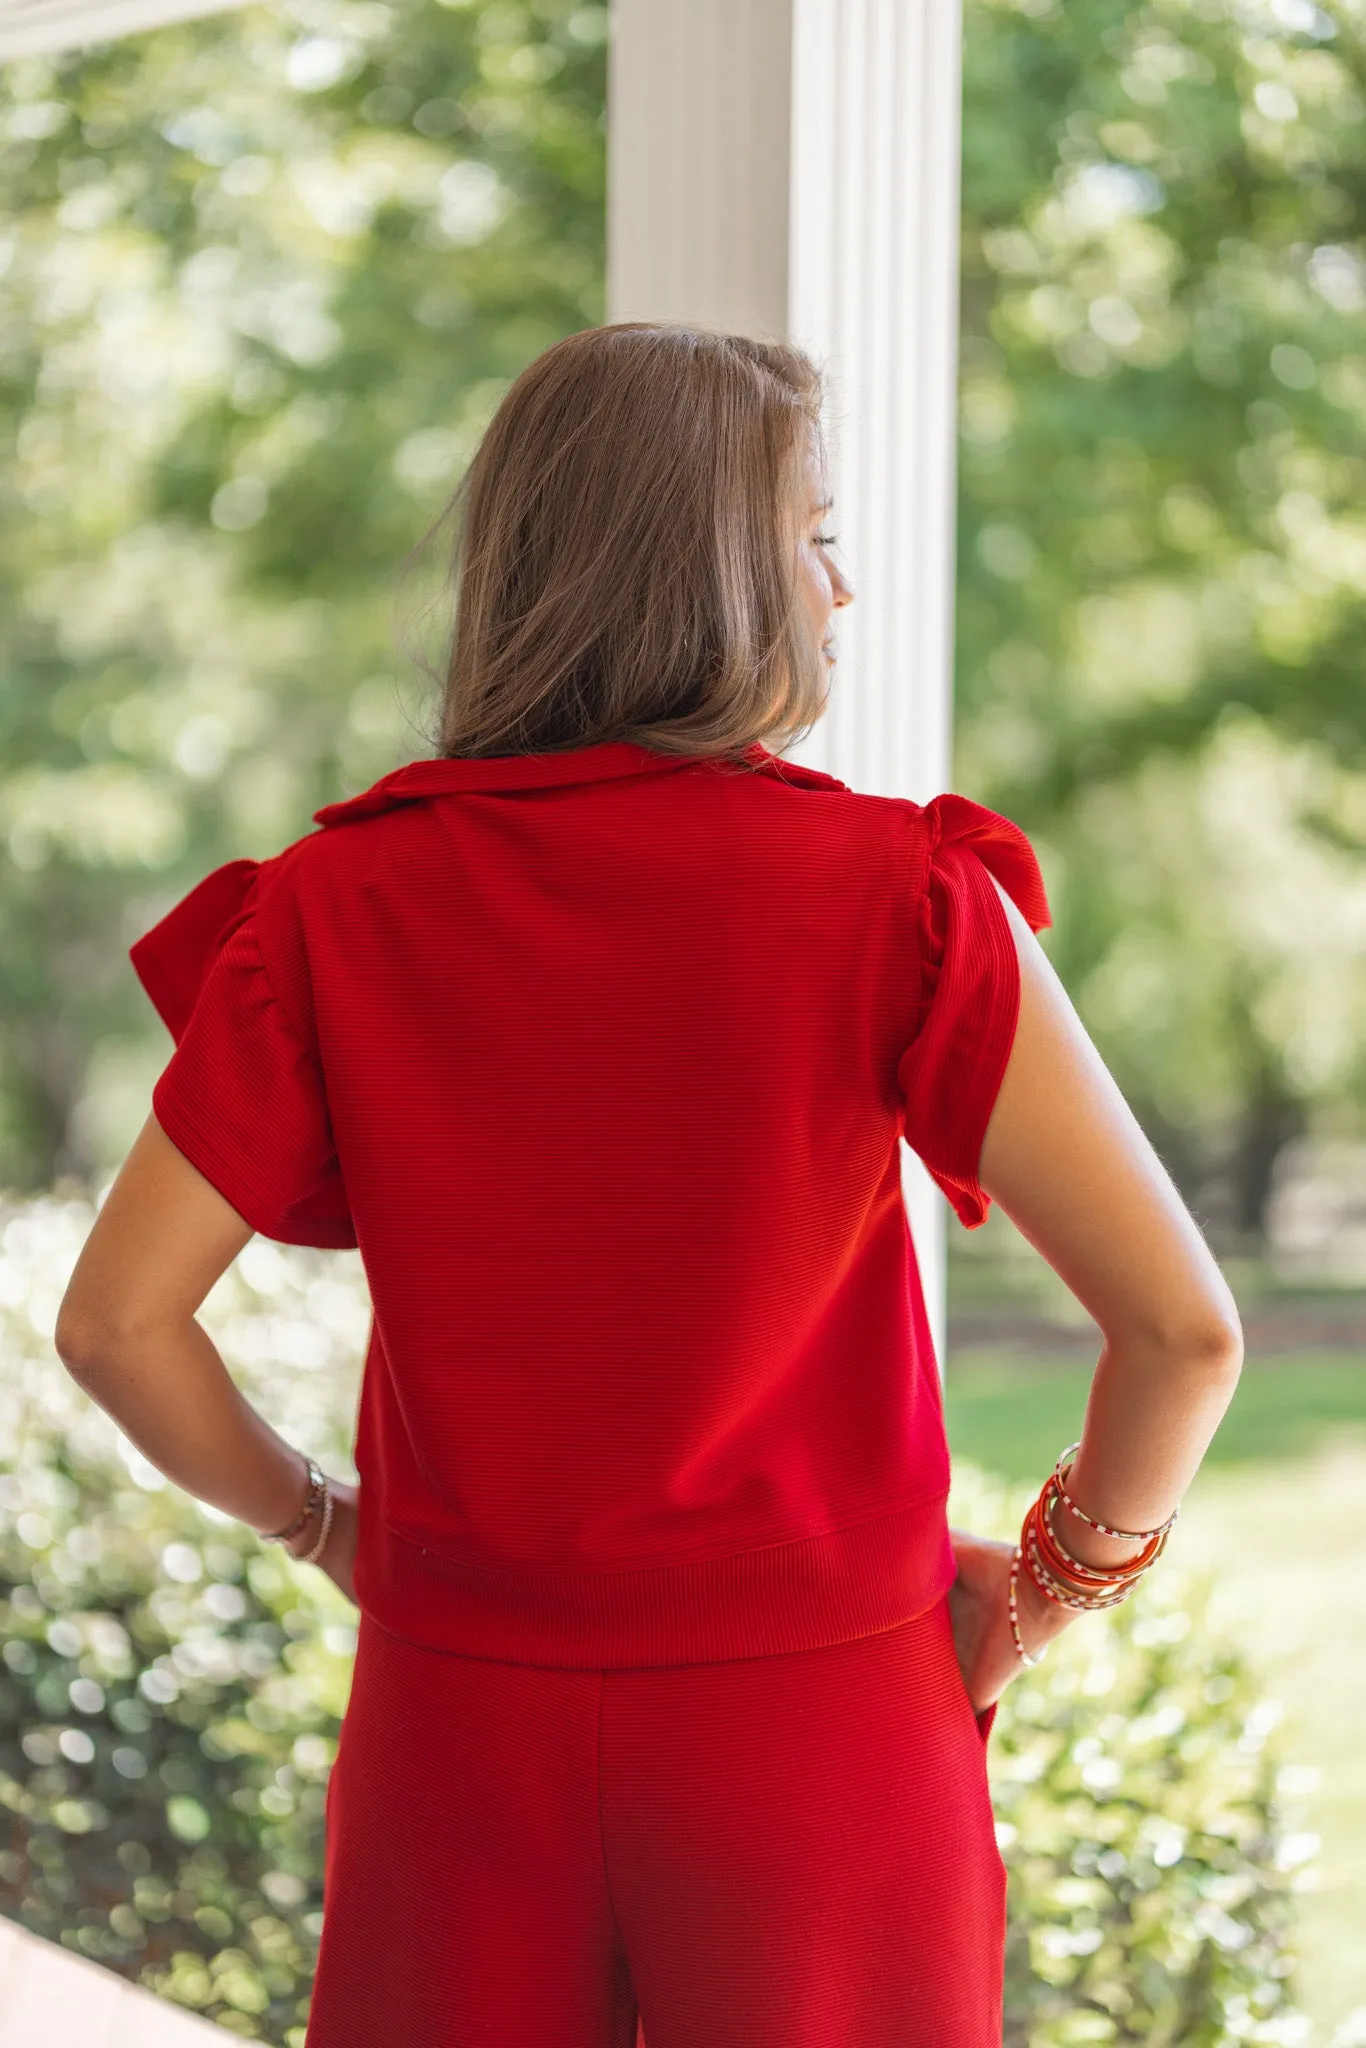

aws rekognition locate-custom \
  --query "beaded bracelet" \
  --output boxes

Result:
[1008,1444,1178,1666]
[1030,1482,1170,1599]
[297,1476,334,1565]
[264,1449,335,1556]
[1052,1442,1180,1544]
[1024,1499,1159,1612]
[259,1458,321,1540]
[1008,1544,1050,1668]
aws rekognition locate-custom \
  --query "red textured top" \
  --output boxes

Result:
[129,739,1049,1668]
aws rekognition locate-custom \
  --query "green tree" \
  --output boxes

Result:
[957,0,1366,1240]
[8,0,1366,1246]
[0,0,606,1192]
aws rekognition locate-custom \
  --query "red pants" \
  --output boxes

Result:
[307,1595,1005,2046]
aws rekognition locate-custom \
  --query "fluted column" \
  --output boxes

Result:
[608,0,965,1369]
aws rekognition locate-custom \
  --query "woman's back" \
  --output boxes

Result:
[61,322,1242,2048]
[133,734,1048,1667]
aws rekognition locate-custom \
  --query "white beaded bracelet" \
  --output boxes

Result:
[1008,1544,1050,1668]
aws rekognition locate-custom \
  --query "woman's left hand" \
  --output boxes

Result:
[947,1525,1073,1710]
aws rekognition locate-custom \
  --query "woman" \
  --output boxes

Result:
[56,324,1242,2047]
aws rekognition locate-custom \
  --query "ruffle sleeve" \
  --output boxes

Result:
[896,795,1051,1230]
[129,858,356,1250]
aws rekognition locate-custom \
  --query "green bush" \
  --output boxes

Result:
[1,1194,1320,2044]
[0,1503,348,2043]
[1,1190,363,2045]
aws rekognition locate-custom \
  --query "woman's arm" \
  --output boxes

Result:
[53,1113,357,1595]
[980,881,1244,1530]
[950,881,1243,1702]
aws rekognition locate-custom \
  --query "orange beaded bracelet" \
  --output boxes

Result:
[1024,1488,1165,1609]
[1008,1444,1178,1666]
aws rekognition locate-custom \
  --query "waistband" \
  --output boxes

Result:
[350,1490,957,1669]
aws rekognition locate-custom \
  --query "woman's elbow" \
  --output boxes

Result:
[53,1302,123,1386]
[1182,1308,1244,1379]
[1144,1306,1244,1380]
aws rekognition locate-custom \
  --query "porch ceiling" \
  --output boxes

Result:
[0,0,248,61]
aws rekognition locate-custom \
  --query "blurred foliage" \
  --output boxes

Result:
[0,0,606,1191]
[949,1463,1318,2047]
[4,0,1366,1242]
[0,1198,1323,2041]
[958,0,1366,1238]
[0,4,1354,2038]
[0,1191,365,2041]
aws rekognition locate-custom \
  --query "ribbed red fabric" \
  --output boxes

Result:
[304,1598,1007,2048]
[129,739,1049,1670]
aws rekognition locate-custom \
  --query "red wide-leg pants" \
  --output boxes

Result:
[305,1595,1006,2047]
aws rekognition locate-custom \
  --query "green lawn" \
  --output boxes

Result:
[945,1351,1366,2040]
[944,1351,1366,1480]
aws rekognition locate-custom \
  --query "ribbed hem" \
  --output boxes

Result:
[352,1492,958,1669]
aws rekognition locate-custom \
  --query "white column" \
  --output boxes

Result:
[608,0,965,1371]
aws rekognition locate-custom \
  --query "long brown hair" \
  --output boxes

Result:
[399,323,830,761]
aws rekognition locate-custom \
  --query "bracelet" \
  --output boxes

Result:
[1033,1485,1169,1590]
[1024,1506,1152,1611]
[1052,1442,1180,1543]
[1008,1544,1050,1668]
[1017,1448,1173,1617]
[1026,1494,1164,1610]
[262,1456,324,1545]
[298,1475,334,1565]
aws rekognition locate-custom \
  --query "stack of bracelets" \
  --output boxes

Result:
[261,1454,335,1566]
[1008,1440,1180,1669]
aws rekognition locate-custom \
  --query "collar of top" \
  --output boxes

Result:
[312,738,849,827]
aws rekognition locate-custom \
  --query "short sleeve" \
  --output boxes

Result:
[130,858,356,1250]
[896,795,1051,1231]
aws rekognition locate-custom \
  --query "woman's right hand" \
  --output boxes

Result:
[287,1476,360,1605]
